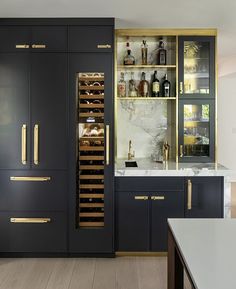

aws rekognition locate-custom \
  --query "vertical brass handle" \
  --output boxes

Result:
[187,179,192,210]
[34,124,39,165]
[180,145,184,157]
[21,124,27,165]
[180,82,183,94]
[106,125,109,165]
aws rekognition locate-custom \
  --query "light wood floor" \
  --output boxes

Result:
[0,257,167,289]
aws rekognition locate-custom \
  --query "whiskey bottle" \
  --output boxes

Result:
[128,72,138,97]
[151,70,160,97]
[117,72,126,97]
[141,40,148,65]
[157,39,167,65]
[123,42,135,65]
[162,74,171,97]
[138,72,149,97]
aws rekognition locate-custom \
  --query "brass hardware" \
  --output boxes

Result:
[151,196,165,200]
[34,124,39,165]
[106,125,109,165]
[134,196,148,200]
[163,141,170,162]
[21,124,27,165]
[187,179,192,210]
[128,140,135,160]
[97,44,111,49]
[15,44,29,49]
[10,176,51,182]
[180,145,184,157]
[32,44,46,49]
[180,82,183,94]
[10,218,51,223]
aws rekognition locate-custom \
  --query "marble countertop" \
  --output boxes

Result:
[115,158,230,177]
[168,219,236,289]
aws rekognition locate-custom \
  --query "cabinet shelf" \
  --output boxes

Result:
[118,65,176,69]
[79,222,104,227]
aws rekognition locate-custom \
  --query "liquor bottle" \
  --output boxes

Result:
[128,72,138,97]
[151,70,160,97]
[138,72,149,97]
[157,39,167,65]
[141,40,148,65]
[162,74,171,97]
[117,72,126,97]
[123,42,135,65]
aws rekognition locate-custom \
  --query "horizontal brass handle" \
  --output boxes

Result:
[10,218,51,224]
[32,44,46,49]
[10,176,51,182]
[134,196,148,200]
[16,44,29,49]
[151,196,165,201]
[97,44,111,49]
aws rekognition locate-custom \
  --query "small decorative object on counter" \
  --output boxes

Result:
[163,141,170,162]
[128,72,138,97]
[141,40,148,65]
[118,72,126,97]
[139,72,149,97]
[123,42,135,65]
[162,74,171,97]
[151,70,160,97]
[157,38,167,65]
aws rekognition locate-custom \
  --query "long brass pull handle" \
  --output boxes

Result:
[10,176,51,182]
[10,218,51,224]
[21,124,27,165]
[180,82,183,94]
[16,44,29,49]
[187,179,192,210]
[134,196,148,200]
[34,124,39,165]
[97,44,111,49]
[180,145,184,157]
[32,44,46,49]
[151,196,165,201]
[106,125,109,165]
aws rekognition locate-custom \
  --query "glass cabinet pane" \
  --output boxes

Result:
[183,103,210,157]
[184,41,210,95]
[77,72,105,228]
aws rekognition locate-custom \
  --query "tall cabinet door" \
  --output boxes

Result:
[31,53,67,169]
[0,53,30,169]
[69,53,114,253]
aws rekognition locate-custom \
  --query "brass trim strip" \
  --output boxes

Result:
[32,44,46,49]
[15,44,29,49]
[106,125,109,165]
[187,179,192,210]
[21,124,27,165]
[134,196,148,200]
[34,124,39,165]
[10,176,51,182]
[151,196,165,200]
[10,218,51,223]
[97,44,111,49]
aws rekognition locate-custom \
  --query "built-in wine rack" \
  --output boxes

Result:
[77,73,105,228]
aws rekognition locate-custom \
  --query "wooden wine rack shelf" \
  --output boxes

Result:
[79,86,104,90]
[79,203,104,208]
[79,113,104,118]
[79,95,104,99]
[80,104,104,109]
[79,222,104,227]
[79,165,104,170]
[79,77,104,82]
[80,194,104,198]
[79,146,104,151]
[80,184,104,189]
[79,156,104,161]
[80,212,104,217]
[79,175,104,179]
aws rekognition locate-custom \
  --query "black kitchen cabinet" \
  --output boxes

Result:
[184,177,224,218]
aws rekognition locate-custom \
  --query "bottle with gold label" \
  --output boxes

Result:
[151,70,160,97]
[117,72,126,97]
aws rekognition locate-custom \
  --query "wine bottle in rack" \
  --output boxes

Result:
[157,38,167,65]
[138,72,149,97]
[151,70,160,97]
[162,74,171,97]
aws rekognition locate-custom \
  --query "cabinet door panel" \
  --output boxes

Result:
[116,192,149,251]
[185,177,223,218]
[31,53,67,170]
[151,191,184,252]
[0,53,30,169]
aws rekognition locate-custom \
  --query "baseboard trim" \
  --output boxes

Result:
[116,251,167,257]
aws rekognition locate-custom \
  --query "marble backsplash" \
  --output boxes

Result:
[116,99,175,160]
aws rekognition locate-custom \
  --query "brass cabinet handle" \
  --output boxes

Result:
[187,179,192,210]
[32,44,46,49]
[180,82,183,94]
[97,44,111,49]
[151,196,165,201]
[16,44,30,49]
[10,176,51,182]
[21,124,27,165]
[10,218,51,223]
[134,196,148,200]
[106,125,109,165]
[34,124,39,165]
[180,145,184,158]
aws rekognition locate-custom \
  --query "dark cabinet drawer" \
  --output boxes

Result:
[0,171,67,211]
[0,26,31,52]
[68,26,113,52]
[0,211,66,252]
[31,26,67,51]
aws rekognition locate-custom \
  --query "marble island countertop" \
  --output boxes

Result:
[115,158,230,177]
